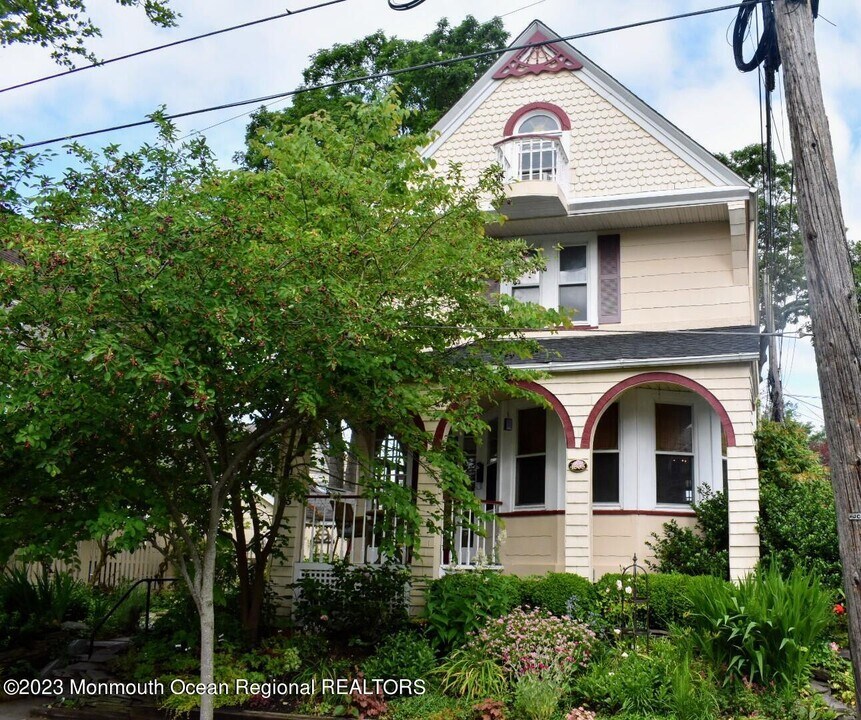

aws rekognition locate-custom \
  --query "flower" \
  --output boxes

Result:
[621,652,628,658]
[613,628,621,635]
[625,586,632,595]
[834,603,846,615]
[320,614,329,622]
[830,642,840,653]
[615,580,623,591]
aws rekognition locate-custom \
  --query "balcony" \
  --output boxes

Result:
[495,134,570,219]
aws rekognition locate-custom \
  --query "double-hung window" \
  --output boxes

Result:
[592,403,620,503]
[654,403,694,504]
[503,233,598,325]
[515,407,546,506]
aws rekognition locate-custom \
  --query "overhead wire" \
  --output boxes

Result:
[16,0,767,151]
[0,0,351,96]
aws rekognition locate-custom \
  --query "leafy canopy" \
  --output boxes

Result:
[0,0,177,67]
[0,99,560,567]
[237,16,508,169]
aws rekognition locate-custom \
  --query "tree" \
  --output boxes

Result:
[1,0,177,67]
[0,100,560,718]
[237,15,508,169]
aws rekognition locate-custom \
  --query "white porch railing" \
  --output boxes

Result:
[441,500,502,570]
[297,493,409,567]
[495,135,570,187]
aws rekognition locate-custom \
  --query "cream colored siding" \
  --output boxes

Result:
[499,514,565,576]
[592,513,697,579]
[430,72,712,199]
[616,222,755,330]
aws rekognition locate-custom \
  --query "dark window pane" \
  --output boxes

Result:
[486,417,499,465]
[592,453,619,503]
[594,403,619,450]
[655,404,692,453]
[516,456,545,505]
[656,454,693,504]
[518,408,546,455]
[485,462,498,502]
[559,284,587,316]
[559,246,587,282]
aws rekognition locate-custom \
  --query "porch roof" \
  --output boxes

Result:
[510,325,760,369]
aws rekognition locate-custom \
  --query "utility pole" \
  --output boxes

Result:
[773,0,861,706]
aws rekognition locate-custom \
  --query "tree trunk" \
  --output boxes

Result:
[773,0,861,708]
[198,530,218,720]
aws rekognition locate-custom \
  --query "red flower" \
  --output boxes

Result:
[834,603,845,615]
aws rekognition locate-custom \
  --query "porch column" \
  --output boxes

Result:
[564,446,592,578]
[726,441,760,580]
[408,420,445,614]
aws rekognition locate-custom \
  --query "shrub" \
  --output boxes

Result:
[362,630,436,683]
[512,673,562,720]
[687,564,831,688]
[294,559,409,645]
[757,419,841,589]
[472,698,506,720]
[574,639,717,720]
[648,574,727,631]
[387,690,470,720]
[0,567,89,626]
[434,645,508,702]
[647,486,729,578]
[521,572,594,619]
[468,607,596,680]
[424,570,521,652]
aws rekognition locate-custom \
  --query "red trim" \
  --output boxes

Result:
[513,380,576,448]
[498,509,565,518]
[592,509,697,518]
[493,31,583,80]
[433,382,575,450]
[580,371,737,449]
[503,102,571,137]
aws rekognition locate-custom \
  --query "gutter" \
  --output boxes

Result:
[509,352,760,372]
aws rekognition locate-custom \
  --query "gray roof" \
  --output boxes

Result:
[512,326,759,366]
[0,248,24,266]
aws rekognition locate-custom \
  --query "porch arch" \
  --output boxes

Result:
[432,380,576,449]
[580,371,736,449]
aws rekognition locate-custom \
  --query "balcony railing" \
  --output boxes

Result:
[441,500,502,570]
[495,134,569,187]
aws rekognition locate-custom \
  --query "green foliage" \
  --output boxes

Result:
[647,487,729,578]
[646,574,724,631]
[434,645,508,703]
[521,572,595,619]
[687,565,831,688]
[424,570,522,652]
[512,673,562,720]
[0,0,178,67]
[0,567,88,628]
[756,419,840,588]
[387,690,470,720]
[294,560,409,645]
[238,16,509,168]
[362,630,436,682]
[87,581,149,638]
[574,639,717,720]
[240,635,301,678]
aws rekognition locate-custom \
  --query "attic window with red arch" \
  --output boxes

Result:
[497,103,570,183]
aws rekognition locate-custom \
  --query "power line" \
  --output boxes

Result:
[0,0,350,96]
[16,0,764,151]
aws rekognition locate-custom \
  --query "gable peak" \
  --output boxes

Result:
[492,29,583,80]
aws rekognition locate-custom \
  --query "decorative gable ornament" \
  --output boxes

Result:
[493,31,583,79]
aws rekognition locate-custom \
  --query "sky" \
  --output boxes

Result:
[2,0,859,429]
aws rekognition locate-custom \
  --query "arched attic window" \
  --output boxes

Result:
[498,103,570,183]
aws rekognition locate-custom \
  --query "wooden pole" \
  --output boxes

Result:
[773,0,861,705]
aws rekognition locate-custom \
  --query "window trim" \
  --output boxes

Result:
[502,233,598,326]
[513,109,562,136]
